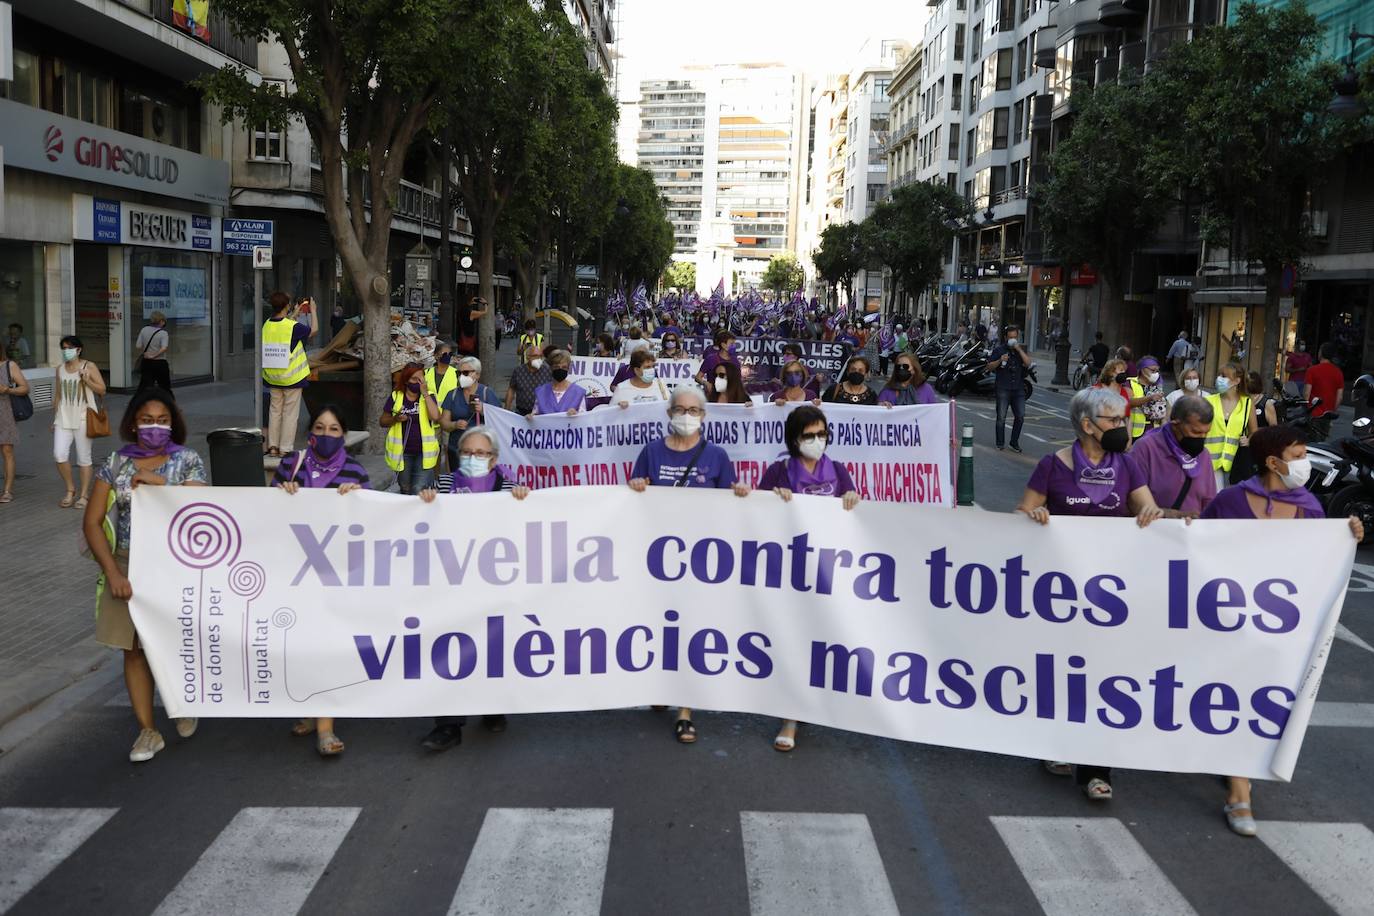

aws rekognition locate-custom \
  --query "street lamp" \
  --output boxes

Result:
[1328,26,1374,118]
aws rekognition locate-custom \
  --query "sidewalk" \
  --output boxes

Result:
[0,332,532,735]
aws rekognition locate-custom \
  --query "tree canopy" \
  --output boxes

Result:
[598,164,674,292]
[860,182,970,310]
[812,222,865,304]
[760,253,806,297]
[663,260,696,291]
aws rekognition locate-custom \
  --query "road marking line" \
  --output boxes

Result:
[1259,822,1374,916]
[448,808,612,916]
[153,807,360,916]
[0,807,118,914]
[1311,702,1374,727]
[990,816,1197,916]
[740,812,899,916]
[1023,432,1047,443]
[1335,624,1374,655]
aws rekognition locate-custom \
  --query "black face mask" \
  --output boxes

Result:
[1099,425,1130,453]
[551,368,569,382]
[894,366,913,381]
[1114,372,1129,384]
[1174,426,1207,457]
[845,371,865,386]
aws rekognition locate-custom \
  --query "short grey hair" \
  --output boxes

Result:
[669,385,707,411]
[1069,386,1126,438]
[1171,394,1213,425]
[457,355,481,373]
[456,426,498,460]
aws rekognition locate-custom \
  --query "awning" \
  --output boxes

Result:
[1192,289,1267,305]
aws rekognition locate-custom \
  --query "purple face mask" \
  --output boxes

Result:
[785,372,804,387]
[137,425,173,451]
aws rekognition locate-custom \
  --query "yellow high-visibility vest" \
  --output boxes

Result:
[1128,378,1148,439]
[261,319,309,386]
[1205,392,1251,474]
[425,365,459,408]
[384,391,439,471]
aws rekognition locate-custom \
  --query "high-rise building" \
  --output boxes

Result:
[636,64,807,292]
[563,0,617,82]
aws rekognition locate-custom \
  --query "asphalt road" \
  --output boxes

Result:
[4,381,1374,916]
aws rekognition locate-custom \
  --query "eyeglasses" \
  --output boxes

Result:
[459,370,476,376]
[459,450,495,459]
[798,432,830,443]
[669,407,705,417]
[1094,415,1127,427]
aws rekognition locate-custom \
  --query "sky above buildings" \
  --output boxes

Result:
[613,0,927,101]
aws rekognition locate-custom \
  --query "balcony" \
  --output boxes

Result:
[1098,0,1147,27]
[1023,229,1050,265]
[1094,55,1119,86]
[150,0,259,67]
[1118,41,1146,82]
[992,185,1028,206]
[1031,94,1054,132]
[1034,30,1057,70]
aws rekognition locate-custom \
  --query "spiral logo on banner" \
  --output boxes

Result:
[271,608,297,629]
[167,503,242,569]
[228,561,266,600]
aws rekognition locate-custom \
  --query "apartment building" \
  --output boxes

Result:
[563,0,617,83]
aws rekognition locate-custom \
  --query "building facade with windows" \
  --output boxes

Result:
[563,0,617,83]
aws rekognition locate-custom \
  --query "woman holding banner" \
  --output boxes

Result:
[771,360,822,406]
[83,388,207,763]
[822,356,879,406]
[1015,386,1164,800]
[1199,424,1363,836]
[760,405,860,751]
[613,350,670,407]
[879,354,938,407]
[529,350,587,417]
[629,386,750,743]
[273,405,369,757]
[707,361,752,406]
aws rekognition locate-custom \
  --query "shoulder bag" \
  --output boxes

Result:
[3,361,33,422]
[80,362,111,439]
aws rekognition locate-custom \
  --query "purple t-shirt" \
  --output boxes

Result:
[381,395,423,455]
[879,382,938,406]
[1130,426,1217,515]
[632,437,737,489]
[1026,450,1146,517]
[758,457,856,496]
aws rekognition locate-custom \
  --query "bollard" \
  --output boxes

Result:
[957,423,975,506]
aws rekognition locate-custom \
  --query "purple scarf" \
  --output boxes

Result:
[786,455,840,496]
[298,441,348,488]
[450,471,500,494]
[1149,425,1203,479]
[1238,476,1324,518]
[1071,441,1127,509]
[117,442,186,460]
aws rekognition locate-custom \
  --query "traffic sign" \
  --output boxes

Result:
[223,218,274,256]
[253,246,272,270]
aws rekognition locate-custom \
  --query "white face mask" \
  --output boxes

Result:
[1215,376,1230,393]
[669,413,702,437]
[1005,338,1018,348]
[62,347,79,362]
[1145,371,1159,383]
[458,373,475,390]
[714,376,728,393]
[1183,378,1200,391]
[1278,457,1312,490]
[459,455,491,478]
[640,367,656,381]
[529,358,544,370]
[798,439,826,461]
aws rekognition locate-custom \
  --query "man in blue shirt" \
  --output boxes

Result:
[985,324,1033,452]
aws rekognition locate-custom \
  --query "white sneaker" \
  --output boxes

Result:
[175,717,199,738]
[129,728,165,763]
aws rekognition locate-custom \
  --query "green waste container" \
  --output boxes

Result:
[207,428,265,486]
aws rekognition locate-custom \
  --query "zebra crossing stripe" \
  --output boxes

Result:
[0,807,118,914]
[990,816,1197,916]
[153,807,361,916]
[1309,702,1374,727]
[740,812,899,916]
[448,808,613,916]
[1259,822,1374,916]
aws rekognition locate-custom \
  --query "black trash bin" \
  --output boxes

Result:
[207,428,265,486]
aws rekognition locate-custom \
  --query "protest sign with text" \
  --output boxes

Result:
[567,355,700,398]
[680,337,852,384]
[131,486,1353,780]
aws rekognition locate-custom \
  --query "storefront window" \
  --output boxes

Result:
[0,242,47,369]
[129,250,214,381]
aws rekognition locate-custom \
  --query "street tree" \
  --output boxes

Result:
[860,182,971,313]
[1149,1,1345,378]
[598,164,674,292]
[813,222,865,306]
[760,253,806,297]
[663,260,696,291]
[200,0,461,449]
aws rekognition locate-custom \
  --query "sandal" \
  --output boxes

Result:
[773,720,797,753]
[75,496,89,510]
[674,718,697,744]
[59,491,76,508]
[1043,760,1073,777]
[1083,777,1113,801]
[0,492,13,504]
[316,731,345,756]
[267,447,282,458]
[291,717,317,737]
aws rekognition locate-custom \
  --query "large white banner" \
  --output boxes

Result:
[484,401,954,503]
[130,486,1353,780]
[567,355,700,398]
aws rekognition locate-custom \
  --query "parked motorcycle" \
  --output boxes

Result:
[946,345,1037,400]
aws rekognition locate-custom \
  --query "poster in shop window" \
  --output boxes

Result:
[142,266,208,321]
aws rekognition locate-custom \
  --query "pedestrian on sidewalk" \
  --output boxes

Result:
[261,292,316,457]
[134,311,172,393]
[1166,331,1191,381]
[0,355,29,503]
[440,356,501,471]
[274,404,370,758]
[1303,343,1344,443]
[505,344,551,415]
[83,387,206,763]
[986,325,1031,452]
[53,335,106,509]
